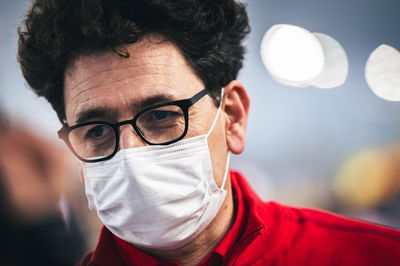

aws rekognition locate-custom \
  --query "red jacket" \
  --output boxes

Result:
[80,170,400,265]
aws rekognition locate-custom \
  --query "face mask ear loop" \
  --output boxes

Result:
[220,152,231,190]
[206,88,225,138]
[205,87,229,190]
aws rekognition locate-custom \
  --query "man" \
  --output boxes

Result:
[18,0,400,265]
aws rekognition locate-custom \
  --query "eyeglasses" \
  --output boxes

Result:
[58,88,210,163]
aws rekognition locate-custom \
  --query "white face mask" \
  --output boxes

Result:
[82,95,230,250]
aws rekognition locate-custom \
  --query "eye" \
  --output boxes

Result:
[86,125,113,139]
[152,110,177,121]
[137,105,184,131]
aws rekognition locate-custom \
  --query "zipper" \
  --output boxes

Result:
[225,225,264,266]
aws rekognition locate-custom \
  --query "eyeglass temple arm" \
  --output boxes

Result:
[189,88,210,105]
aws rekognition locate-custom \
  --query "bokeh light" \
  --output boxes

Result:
[260,24,325,87]
[333,148,400,210]
[311,33,348,89]
[366,44,400,101]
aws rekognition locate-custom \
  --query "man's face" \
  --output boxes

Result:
[63,35,229,187]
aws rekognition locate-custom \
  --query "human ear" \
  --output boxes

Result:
[223,80,250,154]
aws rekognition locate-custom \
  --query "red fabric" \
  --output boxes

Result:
[79,170,400,266]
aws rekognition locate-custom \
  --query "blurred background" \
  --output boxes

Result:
[1,0,400,252]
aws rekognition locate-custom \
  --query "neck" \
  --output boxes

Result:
[138,183,235,265]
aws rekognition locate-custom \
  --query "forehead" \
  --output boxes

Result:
[63,35,203,124]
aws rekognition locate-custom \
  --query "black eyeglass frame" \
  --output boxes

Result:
[58,88,210,163]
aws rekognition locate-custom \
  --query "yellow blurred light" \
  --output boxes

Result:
[333,149,399,210]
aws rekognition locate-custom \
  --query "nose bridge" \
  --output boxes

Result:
[118,121,145,149]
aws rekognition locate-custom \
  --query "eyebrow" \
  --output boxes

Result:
[75,107,118,125]
[131,94,175,112]
[74,94,176,125]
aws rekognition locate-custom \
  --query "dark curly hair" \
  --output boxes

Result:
[18,0,250,123]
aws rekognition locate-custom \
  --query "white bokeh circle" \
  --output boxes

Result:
[311,33,348,89]
[366,44,400,101]
[261,24,325,87]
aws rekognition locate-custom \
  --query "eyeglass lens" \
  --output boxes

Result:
[68,104,186,160]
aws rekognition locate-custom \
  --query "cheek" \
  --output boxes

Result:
[207,119,229,186]
[185,120,208,138]
[79,165,85,184]
[185,109,214,138]
[186,100,219,137]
